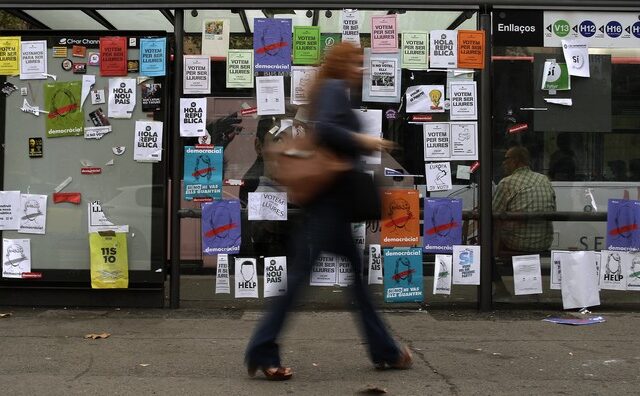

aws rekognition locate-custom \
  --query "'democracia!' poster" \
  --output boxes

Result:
[381,190,420,247]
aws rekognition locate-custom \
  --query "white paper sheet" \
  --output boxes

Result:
[215,254,230,294]
[429,30,458,69]
[108,78,136,119]
[369,57,399,97]
[81,75,95,108]
[310,252,337,286]
[256,76,285,115]
[624,252,640,291]
[18,194,47,235]
[353,109,382,164]
[247,192,287,221]
[2,238,31,278]
[433,254,452,294]
[235,257,259,298]
[452,245,480,285]
[264,256,287,298]
[560,251,600,310]
[133,120,163,162]
[179,98,207,137]
[368,244,383,285]
[183,55,211,94]
[341,9,360,46]
[0,191,21,230]
[290,66,318,105]
[512,254,543,295]
[561,39,590,77]
[336,255,355,287]
[87,200,129,233]
[426,162,452,192]
[599,250,627,291]
[449,81,477,120]
[20,40,47,80]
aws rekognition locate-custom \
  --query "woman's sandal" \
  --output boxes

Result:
[248,365,293,381]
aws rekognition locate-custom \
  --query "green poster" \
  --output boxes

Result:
[45,81,84,138]
[226,49,254,88]
[542,62,571,90]
[401,31,428,69]
[293,26,321,65]
[320,33,341,57]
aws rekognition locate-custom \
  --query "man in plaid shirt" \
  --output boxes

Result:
[493,146,556,252]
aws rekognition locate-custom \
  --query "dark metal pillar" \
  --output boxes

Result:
[170,9,184,309]
[478,6,493,311]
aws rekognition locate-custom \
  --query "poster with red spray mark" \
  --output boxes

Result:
[201,200,241,255]
[253,18,291,73]
[380,189,420,247]
[183,146,223,201]
[383,247,424,303]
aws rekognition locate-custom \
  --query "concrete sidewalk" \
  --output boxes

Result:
[1,306,639,395]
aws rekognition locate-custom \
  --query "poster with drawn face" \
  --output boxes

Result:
[2,238,30,279]
[235,257,258,298]
[380,190,420,247]
[423,198,462,254]
[18,194,47,234]
[606,199,640,252]
[383,247,424,303]
[201,200,241,255]
[254,18,292,73]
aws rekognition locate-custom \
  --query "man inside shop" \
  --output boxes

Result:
[492,146,557,295]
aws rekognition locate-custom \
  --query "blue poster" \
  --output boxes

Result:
[423,198,463,254]
[139,38,166,77]
[383,248,424,303]
[253,18,292,72]
[606,199,640,251]
[201,200,241,255]
[183,146,223,201]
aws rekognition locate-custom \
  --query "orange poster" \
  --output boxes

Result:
[381,189,420,247]
[457,30,485,69]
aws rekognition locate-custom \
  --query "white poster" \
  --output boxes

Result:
[20,40,47,80]
[426,162,452,192]
[599,251,626,291]
[179,98,207,137]
[370,58,399,97]
[88,201,129,234]
[108,78,136,119]
[450,122,478,161]
[433,254,452,295]
[337,255,355,287]
[429,30,458,69]
[561,39,590,77]
[2,238,30,279]
[201,19,230,59]
[256,76,285,116]
[353,109,382,164]
[512,254,543,295]
[405,85,429,113]
[290,66,318,105]
[235,257,259,298]
[0,191,21,230]
[452,245,480,285]
[310,252,337,286]
[247,192,287,221]
[423,123,451,160]
[449,81,477,120]
[352,222,366,256]
[560,251,600,310]
[368,244,383,285]
[624,252,640,291]
[550,250,568,290]
[264,256,287,298]
[341,9,360,46]
[215,254,230,294]
[134,120,163,162]
[183,55,211,95]
[81,75,95,108]
[18,194,47,235]
[446,70,474,99]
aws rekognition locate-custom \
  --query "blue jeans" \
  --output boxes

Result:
[245,183,401,368]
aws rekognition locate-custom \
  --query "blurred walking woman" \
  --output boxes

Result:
[245,42,412,381]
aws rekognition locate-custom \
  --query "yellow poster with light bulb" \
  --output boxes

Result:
[89,232,129,289]
[405,85,445,113]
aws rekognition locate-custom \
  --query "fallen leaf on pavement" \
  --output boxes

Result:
[84,333,111,339]
[139,364,150,367]
[358,386,387,394]
[0,313,12,318]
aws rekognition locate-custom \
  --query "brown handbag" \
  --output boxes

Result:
[267,134,352,206]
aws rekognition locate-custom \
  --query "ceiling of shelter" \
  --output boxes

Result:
[3,9,477,33]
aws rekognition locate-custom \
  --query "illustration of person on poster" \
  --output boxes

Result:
[381,190,420,247]
[44,81,84,138]
[423,198,462,254]
[201,200,241,255]
[383,247,424,303]
[183,145,223,201]
[254,18,292,72]
[606,199,640,251]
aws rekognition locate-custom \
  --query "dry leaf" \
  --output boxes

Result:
[358,386,387,394]
[0,313,12,318]
[84,332,111,339]
[139,363,150,367]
